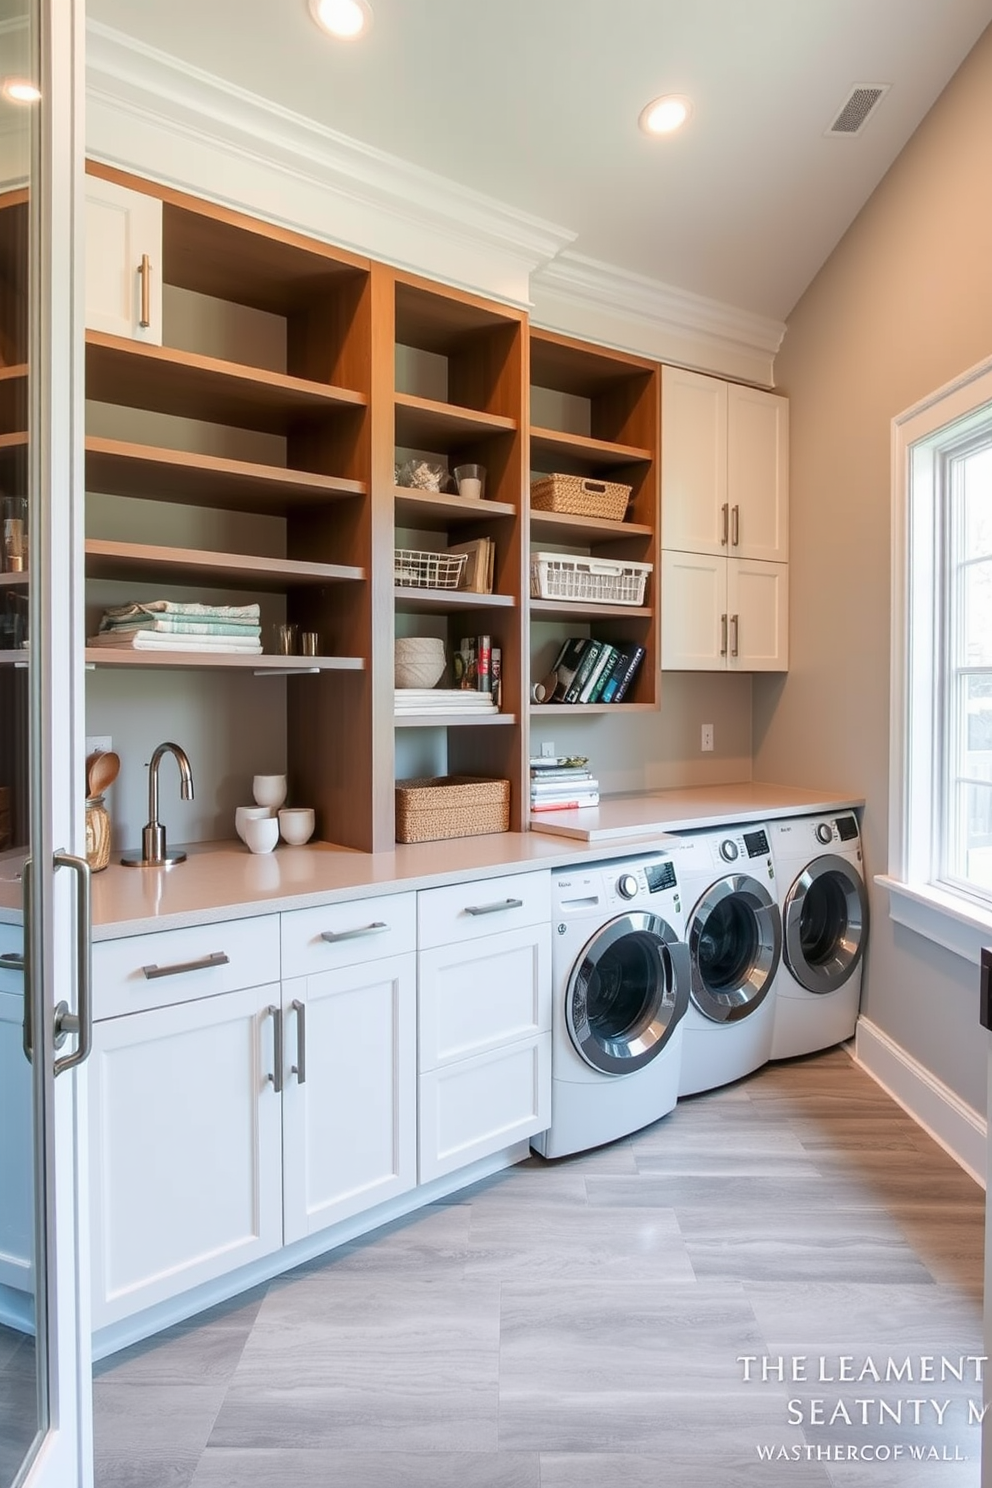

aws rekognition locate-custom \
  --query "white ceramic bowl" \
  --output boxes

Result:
[278,807,316,846]
[244,815,279,855]
[235,805,273,842]
[395,636,445,689]
[252,774,287,809]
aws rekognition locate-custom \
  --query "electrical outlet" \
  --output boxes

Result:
[541,741,556,758]
[86,735,112,757]
[701,724,714,753]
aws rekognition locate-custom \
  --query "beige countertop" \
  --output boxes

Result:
[528,782,863,842]
[0,782,863,938]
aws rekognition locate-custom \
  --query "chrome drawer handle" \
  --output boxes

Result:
[267,1004,283,1094]
[142,951,230,980]
[320,922,387,943]
[464,898,524,916]
[731,503,740,547]
[0,952,25,970]
[721,502,729,546]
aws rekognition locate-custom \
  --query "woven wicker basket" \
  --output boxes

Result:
[395,775,510,844]
[530,474,631,522]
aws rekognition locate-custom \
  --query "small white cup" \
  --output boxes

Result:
[278,807,315,846]
[244,815,279,854]
[235,805,273,842]
[252,774,287,810]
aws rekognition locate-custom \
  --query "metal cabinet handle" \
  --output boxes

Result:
[464,898,524,916]
[731,504,740,547]
[720,613,728,657]
[0,953,24,970]
[20,858,32,1064]
[142,951,230,980]
[320,922,387,943]
[721,503,729,546]
[138,253,152,328]
[267,1004,283,1093]
[291,998,306,1084]
[731,613,740,658]
[53,851,93,1077]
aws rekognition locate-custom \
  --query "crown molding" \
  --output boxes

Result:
[85,21,576,306]
[531,251,787,386]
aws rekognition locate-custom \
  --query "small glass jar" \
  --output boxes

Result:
[85,794,111,872]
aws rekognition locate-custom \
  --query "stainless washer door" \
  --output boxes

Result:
[566,913,690,1075]
[783,854,868,994]
[688,875,781,1023]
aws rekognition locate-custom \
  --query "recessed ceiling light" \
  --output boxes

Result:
[639,94,692,136]
[309,0,373,39]
[2,78,41,104]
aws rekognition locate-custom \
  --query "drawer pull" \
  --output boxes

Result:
[464,898,524,917]
[731,503,740,547]
[138,252,152,328]
[0,952,25,971]
[291,998,306,1084]
[141,951,230,980]
[267,1004,283,1094]
[320,922,387,943]
[721,502,729,546]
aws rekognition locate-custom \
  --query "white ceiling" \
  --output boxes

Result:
[88,0,992,320]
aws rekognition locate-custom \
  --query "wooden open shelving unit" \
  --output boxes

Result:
[76,167,664,850]
[527,328,661,714]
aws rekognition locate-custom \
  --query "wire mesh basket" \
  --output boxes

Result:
[394,549,468,590]
[530,552,652,606]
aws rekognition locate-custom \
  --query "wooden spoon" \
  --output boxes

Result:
[86,750,120,798]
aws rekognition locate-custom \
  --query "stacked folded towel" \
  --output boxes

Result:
[88,601,263,654]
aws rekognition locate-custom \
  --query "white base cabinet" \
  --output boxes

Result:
[282,952,417,1244]
[89,983,284,1330]
[661,550,788,672]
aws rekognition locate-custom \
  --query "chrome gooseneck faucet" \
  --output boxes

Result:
[122,742,194,868]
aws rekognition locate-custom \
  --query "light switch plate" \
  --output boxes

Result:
[701,724,714,752]
[540,741,556,758]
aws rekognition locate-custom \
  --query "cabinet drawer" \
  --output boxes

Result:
[281,892,416,978]
[418,1033,551,1184]
[94,916,280,1020]
[419,924,551,1071]
[418,871,550,950]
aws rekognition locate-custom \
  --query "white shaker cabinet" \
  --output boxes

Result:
[661,366,788,564]
[661,551,789,672]
[85,175,163,344]
[88,982,284,1330]
[280,895,417,1243]
[417,873,552,1183]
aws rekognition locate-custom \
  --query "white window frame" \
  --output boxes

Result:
[881,353,992,964]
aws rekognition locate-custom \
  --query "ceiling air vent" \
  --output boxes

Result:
[826,84,890,137]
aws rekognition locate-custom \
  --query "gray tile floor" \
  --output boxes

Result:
[92,1047,985,1487]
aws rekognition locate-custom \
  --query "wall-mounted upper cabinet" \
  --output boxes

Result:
[661,366,788,564]
[85,176,163,345]
[661,551,788,672]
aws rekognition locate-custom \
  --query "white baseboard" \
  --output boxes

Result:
[851,1016,986,1188]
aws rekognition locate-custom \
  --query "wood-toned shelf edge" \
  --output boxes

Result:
[394,712,516,728]
[394,586,516,609]
[85,539,366,588]
[394,486,516,521]
[529,702,657,715]
[0,572,28,588]
[83,649,365,671]
[85,437,367,500]
[529,509,653,540]
[529,599,652,619]
[394,391,517,434]
[530,425,652,464]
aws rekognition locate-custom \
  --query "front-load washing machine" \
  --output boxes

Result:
[769,812,869,1060]
[531,852,690,1159]
[667,825,782,1096]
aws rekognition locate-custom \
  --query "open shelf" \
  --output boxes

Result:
[84,649,365,672]
[528,508,653,545]
[530,426,652,469]
[394,393,516,450]
[85,539,365,590]
[529,598,652,621]
[394,587,516,614]
[394,711,516,728]
[0,572,27,589]
[394,486,516,529]
[85,334,367,433]
[85,438,367,513]
[530,702,656,715]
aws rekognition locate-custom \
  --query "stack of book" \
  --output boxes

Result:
[530,755,600,812]
[537,637,645,705]
[395,689,497,717]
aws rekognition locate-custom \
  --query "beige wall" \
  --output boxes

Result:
[753,23,992,1113]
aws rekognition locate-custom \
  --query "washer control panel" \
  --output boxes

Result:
[552,853,681,918]
[702,825,775,883]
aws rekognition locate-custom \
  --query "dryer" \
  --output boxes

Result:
[532,852,690,1159]
[667,825,781,1096]
[769,812,869,1060]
